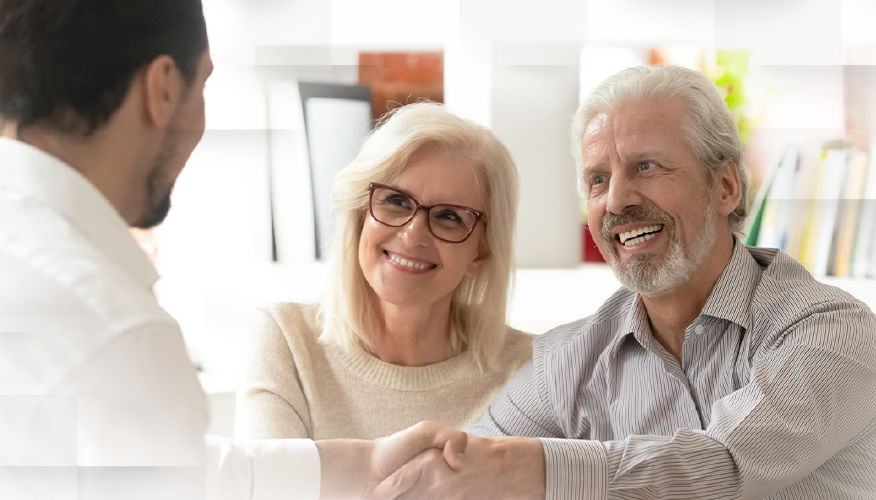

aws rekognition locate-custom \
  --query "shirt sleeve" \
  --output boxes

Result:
[537,302,876,500]
[467,361,566,439]
[27,323,322,500]
[206,435,320,500]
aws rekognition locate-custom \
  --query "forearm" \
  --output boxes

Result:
[486,436,546,500]
[542,431,743,500]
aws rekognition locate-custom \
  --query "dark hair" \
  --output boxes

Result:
[0,0,208,135]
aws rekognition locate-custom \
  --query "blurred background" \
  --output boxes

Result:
[132,0,876,436]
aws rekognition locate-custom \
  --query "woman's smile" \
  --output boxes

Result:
[383,249,436,273]
[358,153,487,309]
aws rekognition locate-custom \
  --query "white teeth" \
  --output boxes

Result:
[619,224,663,246]
[388,253,429,270]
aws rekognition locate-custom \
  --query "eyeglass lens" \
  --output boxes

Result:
[370,186,479,242]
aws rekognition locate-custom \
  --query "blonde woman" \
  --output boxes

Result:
[234,102,533,440]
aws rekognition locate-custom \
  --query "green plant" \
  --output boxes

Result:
[709,50,755,145]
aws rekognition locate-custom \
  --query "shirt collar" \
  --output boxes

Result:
[0,137,159,290]
[607,237,760,357]
[609,293,649,357]
[699,237,760,331]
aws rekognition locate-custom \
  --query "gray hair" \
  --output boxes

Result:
[571,65,750,234]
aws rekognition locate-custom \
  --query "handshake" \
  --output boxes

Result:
[315,422,545,500]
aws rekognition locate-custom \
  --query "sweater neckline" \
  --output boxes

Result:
[333,340,481,391]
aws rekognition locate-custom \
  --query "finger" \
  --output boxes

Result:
[366,449,439,500]
[372,422,466,479]
[441,432,467,471]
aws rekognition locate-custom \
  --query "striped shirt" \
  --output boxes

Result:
[470,240,876,499]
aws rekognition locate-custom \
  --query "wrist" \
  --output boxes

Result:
[486,436,546,500]
[315,439,373,500]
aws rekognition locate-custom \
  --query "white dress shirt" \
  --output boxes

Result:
[0,137,320,500]
[471,240,876,499]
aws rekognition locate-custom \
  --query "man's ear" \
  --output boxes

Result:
[715,160,742,217]
[142,55,183,130]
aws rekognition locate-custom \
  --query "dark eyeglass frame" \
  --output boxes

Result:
[368,182,485,243]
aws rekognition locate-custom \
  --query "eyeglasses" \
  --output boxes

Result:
[368,183,484,243]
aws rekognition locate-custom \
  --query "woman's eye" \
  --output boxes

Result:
[436,209,462,222]
[384,195,409,207]
[639,161,656,172]
[592,175,606,186]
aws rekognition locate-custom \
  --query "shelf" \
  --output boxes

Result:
[170,261,874,391]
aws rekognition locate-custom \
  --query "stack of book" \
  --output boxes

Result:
[746,140,876,279]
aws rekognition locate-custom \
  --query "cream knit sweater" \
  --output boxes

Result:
[234,303,534,440]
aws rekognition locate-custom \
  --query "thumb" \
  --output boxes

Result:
[440,431,467,471]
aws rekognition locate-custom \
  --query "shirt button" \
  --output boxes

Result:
[694,325,704,334]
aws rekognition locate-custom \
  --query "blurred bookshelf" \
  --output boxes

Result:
[745,139,876,313]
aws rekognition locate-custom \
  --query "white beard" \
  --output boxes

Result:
[601,195,716,297]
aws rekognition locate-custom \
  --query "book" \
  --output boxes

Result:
[851,139,876,278]
[831,150,869,276]
[752,146,799,249]
[807,143,850,278]
[783,142,822,263]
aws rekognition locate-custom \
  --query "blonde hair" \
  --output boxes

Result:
[319,102,519,371]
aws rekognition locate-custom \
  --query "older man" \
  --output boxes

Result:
[388,65,876,499]
[0,1,463,499]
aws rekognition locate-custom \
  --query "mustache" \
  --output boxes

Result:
[601,206,673,243]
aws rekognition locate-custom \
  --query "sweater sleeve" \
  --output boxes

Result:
[234,307,311,439]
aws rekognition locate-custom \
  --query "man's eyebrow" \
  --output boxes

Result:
[627,151,665,163]
[581,163,607,178]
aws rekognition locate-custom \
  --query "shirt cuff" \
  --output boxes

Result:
[539,438,608,500]
[250,439,320,500]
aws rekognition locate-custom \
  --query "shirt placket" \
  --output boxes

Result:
[641,328,705,431]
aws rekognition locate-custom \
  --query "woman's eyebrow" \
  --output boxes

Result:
[382,184,417,199]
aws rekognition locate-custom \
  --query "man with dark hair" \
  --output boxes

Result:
[0,1,463,499]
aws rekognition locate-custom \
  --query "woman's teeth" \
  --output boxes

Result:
[388,253,430,270]
[619,224,663,247]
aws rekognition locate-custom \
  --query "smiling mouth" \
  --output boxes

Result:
[384,251,436,271]
[617,224,664,247]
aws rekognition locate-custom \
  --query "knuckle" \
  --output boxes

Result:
[423,448,443,463]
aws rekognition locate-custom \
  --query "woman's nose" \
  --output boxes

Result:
[399,209,432,245]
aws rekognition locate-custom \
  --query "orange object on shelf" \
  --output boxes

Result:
[358,52,444,121]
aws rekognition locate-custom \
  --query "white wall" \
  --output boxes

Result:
[492,42,582,266]
[159,0,876,377]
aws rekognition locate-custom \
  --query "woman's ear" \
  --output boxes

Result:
[465,236,491,277]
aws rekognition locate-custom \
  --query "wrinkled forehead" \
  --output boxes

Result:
[581,98,692,154]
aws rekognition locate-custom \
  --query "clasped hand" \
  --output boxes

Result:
[323,421,545,500]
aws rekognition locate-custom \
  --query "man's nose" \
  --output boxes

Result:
[605,175,642,215]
